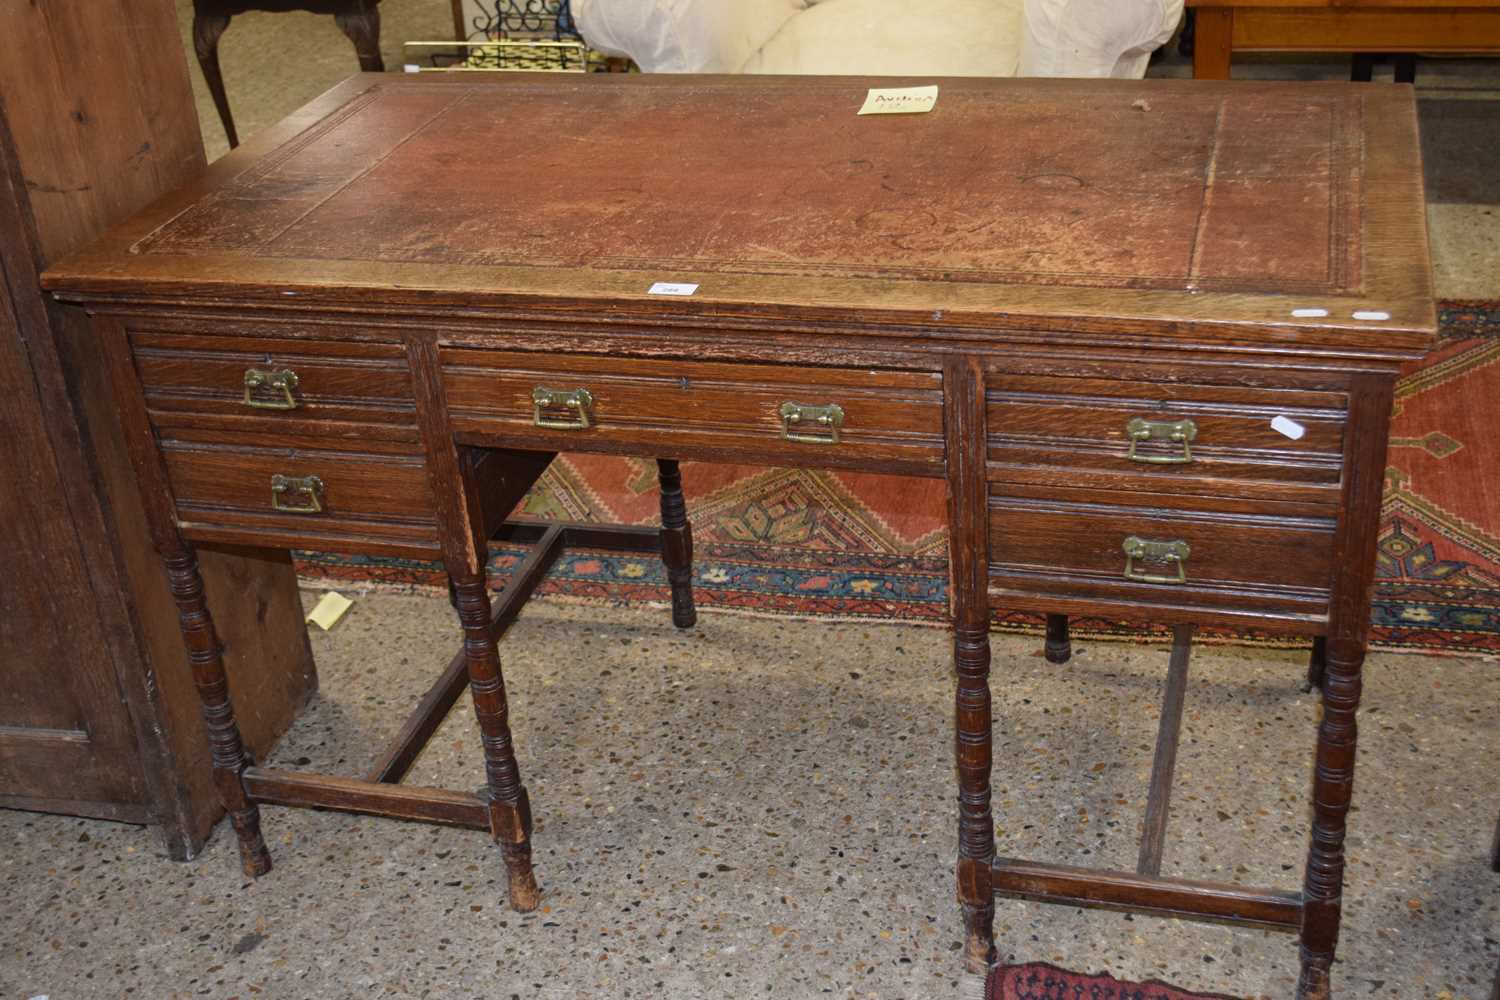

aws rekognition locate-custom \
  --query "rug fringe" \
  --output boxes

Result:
[296,578,1498,660]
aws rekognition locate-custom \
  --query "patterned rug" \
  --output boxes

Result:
[983,962,1238,1000]
[298,300,1500,656]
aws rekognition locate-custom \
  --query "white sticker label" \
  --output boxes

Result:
[648,282,698,297]
[1271,416,1306,441]
[857,85,939,116]
[1352,310,1391,321]
[1291,308,1329,318]
[402,64,421,74]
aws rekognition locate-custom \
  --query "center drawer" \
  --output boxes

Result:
[439,349,946,472]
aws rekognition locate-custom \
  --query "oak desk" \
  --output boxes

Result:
[45,74,1435,998]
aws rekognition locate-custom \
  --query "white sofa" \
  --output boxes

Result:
[572,0,1182,79]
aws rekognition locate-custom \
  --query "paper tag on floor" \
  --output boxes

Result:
[857,85,939,116]
[306,591,353,631]
[1271,415,1306,440]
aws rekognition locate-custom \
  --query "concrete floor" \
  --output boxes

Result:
[3,594,1498,998]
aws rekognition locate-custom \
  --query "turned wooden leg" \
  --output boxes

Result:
[954,620,996,972]
[191,7,237,149]
[656,459,696,629]
[451,571,539,911]
[943,357,996,972]
[164,547,270,877]
[1305,636,1328,692]
[334,1,385,73]
[1044,613,1071,664]
[1297,637,1365,1000]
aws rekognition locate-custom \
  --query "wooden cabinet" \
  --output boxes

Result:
[0,0,315,858]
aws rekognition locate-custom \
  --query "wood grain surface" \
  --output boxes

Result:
[45,74,1434,353]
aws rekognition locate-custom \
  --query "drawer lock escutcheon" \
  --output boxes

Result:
[1122,536,1190,585]
[532,387,594,430]
[779,402,845,445]
[270,474,325,514]
[1125,416,1197,464]
[243,368,300,410]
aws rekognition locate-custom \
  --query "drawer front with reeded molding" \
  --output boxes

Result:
[440,349,946,474]
[160,440,440,557]
[132,330,419,445]
[987,484,1337,623]
[986,374,1347,504]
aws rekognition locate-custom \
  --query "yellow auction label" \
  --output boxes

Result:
[857,85,939,116]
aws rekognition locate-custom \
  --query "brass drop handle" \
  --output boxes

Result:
[270,474,325,514]
[1126,417,1197,464]
[532,387,594,430]
[244,368,300,410]
[779,402,845,445]
[1122,535,1190,585]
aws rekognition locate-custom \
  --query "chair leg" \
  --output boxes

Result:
[1044,613,1071,664]
[192,9,238,148]
[1305,636,1328,692]
[1394,54,1417,84]
[1177,8,1195,58]
[1351,53,1376,82]
[335,2,385,72]
[656,459,696,628]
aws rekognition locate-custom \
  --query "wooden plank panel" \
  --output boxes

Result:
[1232,8,1500,50]
[0,0,317,853]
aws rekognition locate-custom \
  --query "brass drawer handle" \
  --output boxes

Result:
[270,474,324,514]
[1122,535,1190,585]
[532,387,594,429]
[1126,416,1197,464]
[243,368,300,410]
[780,402,845,445]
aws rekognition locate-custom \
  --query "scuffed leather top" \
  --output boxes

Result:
[46,74,1434,351]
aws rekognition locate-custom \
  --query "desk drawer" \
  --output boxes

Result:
[161,441,439,553]
[987,486,1335,618]
[986,375,1346,503]
[132,331,417,435]
[440,349,945,471]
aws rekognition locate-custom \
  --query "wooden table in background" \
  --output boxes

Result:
[1188,0,1500,78]
[45,74,1435,998]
